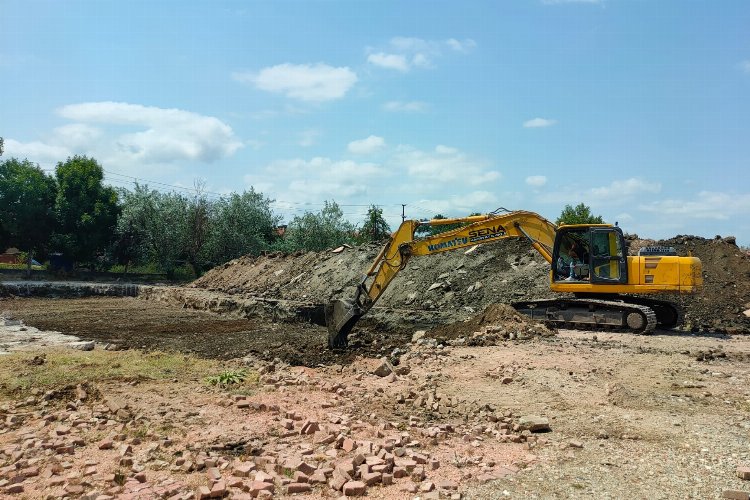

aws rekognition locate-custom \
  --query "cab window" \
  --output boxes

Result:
[591,230,624,281]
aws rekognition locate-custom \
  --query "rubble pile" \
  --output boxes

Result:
[0,350,548,499]
[426,304,557,346]
[191,239,553,327]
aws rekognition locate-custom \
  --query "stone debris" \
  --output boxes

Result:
[517,415,551,433]
[342,480,367,496]
[372,358,394,377]
[67,341,96,351]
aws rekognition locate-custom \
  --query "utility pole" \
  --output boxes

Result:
[401,204,406,222]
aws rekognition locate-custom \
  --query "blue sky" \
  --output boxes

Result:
[2,0,749,244]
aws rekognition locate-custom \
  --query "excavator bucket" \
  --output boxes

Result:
[325,298,363,348]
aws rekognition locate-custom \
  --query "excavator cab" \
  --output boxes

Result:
[552,225,628,284]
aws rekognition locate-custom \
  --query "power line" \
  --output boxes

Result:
[103,170,226,198]
[47,165,411,215]
[102,168,406,209]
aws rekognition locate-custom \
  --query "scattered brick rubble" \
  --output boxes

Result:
[0,340,553,499]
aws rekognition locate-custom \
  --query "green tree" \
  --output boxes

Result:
[53,156,119,267]
[0,158,57,276]
[207,189,280,263]
[556,203,604,226]
[282,200,354,252]
[184,183,212,276]
[358,205,391,242]
[116,185,188,277]
[111,185,150,273]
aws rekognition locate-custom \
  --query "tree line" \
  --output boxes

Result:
[0,154,392,278]
[0,143,604,278]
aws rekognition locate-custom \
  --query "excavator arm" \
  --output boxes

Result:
[325,210,558,347]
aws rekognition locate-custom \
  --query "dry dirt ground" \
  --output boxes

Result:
[1,297,750,499]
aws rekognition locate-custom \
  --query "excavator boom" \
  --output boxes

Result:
[325,210,558,347]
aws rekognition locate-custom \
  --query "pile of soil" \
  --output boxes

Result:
[192,239,553,326]
[192,235,750,334]
[627,235,750,332]
[427,303,557,345]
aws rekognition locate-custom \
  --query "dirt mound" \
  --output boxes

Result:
[627,235,750,333]
[427,303,557,345]
[191,234,750,334]
[192,239,553,326]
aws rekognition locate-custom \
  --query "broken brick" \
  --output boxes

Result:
[286,482,311,494]
[342,480,366,497]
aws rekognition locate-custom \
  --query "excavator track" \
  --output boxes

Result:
[617,296,682,329]
[512,298,657,334]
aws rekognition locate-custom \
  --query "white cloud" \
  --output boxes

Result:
[6,101,243,175]
[389,37,432,53]
[739,60,750,74]
[241,174,274,195]
[58,101,243,164]
[393,145,500,187]
[414,191,499,217]
[53,124,103,150]
[298,129,320,148]
[525,175,548,187]
[264,157,386,201]
[3,138,71,167]
[615,212,634,223]
[233,63,358,102]
[589,178,661,199]
[241,142,500,227]
[435,145,458,155]
[534,177,661,207]
[523,118,557,128]
[348,135,386,155]
[411,53,431,69]
[367,53,409,72]
[383,101,428,113]
[446,38,477,52]
[367,37,476,72]
[639,191,750,220]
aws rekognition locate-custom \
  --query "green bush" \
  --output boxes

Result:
[206,369,248,387]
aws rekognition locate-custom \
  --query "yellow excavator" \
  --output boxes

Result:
[325,209,702,348]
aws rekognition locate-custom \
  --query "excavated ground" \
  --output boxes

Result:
[0,297,414,366]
